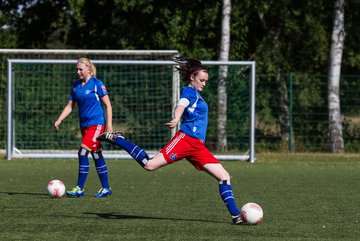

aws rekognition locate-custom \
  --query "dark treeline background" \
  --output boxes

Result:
[1,0,360,153]
[1,0,360,74]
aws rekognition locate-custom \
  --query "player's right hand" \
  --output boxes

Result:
[54,120,61,131]
[165,119,179,129]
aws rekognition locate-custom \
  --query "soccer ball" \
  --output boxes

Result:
[241,202,263,225]
[47,180,66,198]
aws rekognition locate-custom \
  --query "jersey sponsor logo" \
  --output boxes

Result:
[101,85,107,91]
[86,90,91,94]
[170,153,177,160]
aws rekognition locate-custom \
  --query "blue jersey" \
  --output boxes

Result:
[179,86,208,141]
[69,77,108,128]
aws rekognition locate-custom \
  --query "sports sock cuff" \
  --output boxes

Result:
[219,179,231,185]
[91,151,103,160]
[78,147,89,156]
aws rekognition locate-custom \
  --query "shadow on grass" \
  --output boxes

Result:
[0,191,48,197]
[84,212,227,224]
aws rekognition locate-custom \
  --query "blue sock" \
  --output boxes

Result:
[76,147,89,189]
[219,180,240,216]
[92,151,109,188]
[113,138,149,167]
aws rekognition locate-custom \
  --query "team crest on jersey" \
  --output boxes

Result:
[85,90,91,94]
[169,153,177,160]
[101,85,107,91]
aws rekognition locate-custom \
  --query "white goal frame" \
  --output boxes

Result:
[6,59,256,162]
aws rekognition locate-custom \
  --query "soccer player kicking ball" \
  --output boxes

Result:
[97,57,242,224]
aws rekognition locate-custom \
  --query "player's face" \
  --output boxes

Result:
[190,71,208,92]
[76,62,91,81]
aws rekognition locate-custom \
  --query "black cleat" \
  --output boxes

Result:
[97,131,124,144]
[232,214,243,225]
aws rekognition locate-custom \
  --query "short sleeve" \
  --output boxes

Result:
[95,79,108,98]
[68,82,77,101]
[180,87,198,106]
[68,92,74,101]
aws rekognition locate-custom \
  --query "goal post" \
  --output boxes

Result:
[6,59,256,162]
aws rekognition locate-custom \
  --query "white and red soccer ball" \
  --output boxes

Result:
[47,180,66,198]
[241,202,263,225]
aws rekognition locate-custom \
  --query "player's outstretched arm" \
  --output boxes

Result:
[165,105,185,129]
[54,101,74,130]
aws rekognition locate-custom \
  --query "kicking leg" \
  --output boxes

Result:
[97,131,149,167]
[143,152,168,171]
[97,132,168,170]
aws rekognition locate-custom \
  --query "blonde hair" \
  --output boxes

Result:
[77,57,97,77]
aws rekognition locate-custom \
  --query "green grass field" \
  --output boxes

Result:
[0,153,359,241]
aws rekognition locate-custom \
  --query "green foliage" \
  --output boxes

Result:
[2,1,360,153]
[342,0,360,73]
[201,66,251,151]
[250,0,333,74]
[0,29,16,48]
[10,63,175,150]
[1,1,71,48]
[7,62,251,152]
[1,0,359,72]
[101,64,174,149]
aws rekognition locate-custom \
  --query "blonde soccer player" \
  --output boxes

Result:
[55,57,113,198]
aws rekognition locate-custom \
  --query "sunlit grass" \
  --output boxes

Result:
[0,153,359,240]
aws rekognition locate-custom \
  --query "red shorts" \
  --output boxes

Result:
[160,131,220,170]
[80,125,105,152]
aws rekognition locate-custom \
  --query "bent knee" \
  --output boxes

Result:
[143,155,168,171]
[214,169,231,182]
[219,171,231,182]
[144,164,158,171]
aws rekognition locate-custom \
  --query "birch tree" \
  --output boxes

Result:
[217,0,231,152]
[328,0,345,153]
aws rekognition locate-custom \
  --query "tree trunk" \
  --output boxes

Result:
[328,0,345,153]
[256,5,290,150]
[276,71,290,149]
[217,0,231,152]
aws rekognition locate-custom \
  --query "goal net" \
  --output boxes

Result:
[6,59,256,162]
